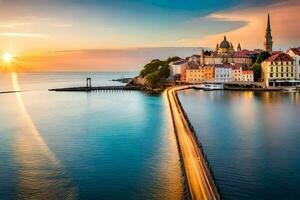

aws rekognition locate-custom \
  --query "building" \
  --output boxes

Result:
[261,53,299,87]
[199,36,253,67]
[287,47,300,80]
[232,64,243,81]
[188,55,200,63]
[169,59,188,81]
[186,65,214,84]
[264,13,273,52]
[242,70,254,82]
[214,64,232,82]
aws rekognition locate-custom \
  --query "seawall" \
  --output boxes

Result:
[166,86,221,200]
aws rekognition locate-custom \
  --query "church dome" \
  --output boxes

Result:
[219,36,230,49]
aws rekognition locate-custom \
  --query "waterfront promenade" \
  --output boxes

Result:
[166,86,220,200]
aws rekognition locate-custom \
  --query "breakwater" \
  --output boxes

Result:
[49,86,141,92]
[167,86,221,200]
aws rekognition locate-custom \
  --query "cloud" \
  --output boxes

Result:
[0,32,47,38]
[176,0,300,50]
[14,47,200,72]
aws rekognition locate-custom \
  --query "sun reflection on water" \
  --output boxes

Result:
[11,72,78,199]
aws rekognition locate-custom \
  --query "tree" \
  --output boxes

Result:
[256,51,271,64]
[139,56,181,88]
[146,71,162,88]
[251,63,261,81]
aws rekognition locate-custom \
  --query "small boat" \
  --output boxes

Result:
[204,82,224,90]
[282,87,297,92]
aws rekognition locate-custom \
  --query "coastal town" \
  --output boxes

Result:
[169,14,299,89]
[132,14,300,91]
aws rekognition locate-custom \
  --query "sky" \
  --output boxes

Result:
[0,0,299,71]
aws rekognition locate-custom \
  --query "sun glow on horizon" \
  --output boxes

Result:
[2,52,13,63]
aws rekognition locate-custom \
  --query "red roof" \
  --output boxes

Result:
[289,48,300,56]
[231,63,243,70]
[214,64,232,68]
[187,61,199,69]
[265,53,294,62]
[242,70,253,74]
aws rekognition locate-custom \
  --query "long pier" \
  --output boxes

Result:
[49,86,141,92]
[166,86,221,200]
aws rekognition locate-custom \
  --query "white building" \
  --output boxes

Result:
[169,59,188,81]
[287,48,300,80]
[214,64,232,82]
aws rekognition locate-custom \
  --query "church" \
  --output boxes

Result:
[199,36,253,67]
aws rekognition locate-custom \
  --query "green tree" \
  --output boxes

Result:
[139,56,181,88]
[251,63,261,81]
[256,51,271,64]
[146,71,162,88]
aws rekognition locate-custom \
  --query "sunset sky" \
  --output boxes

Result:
[0,0,299,71]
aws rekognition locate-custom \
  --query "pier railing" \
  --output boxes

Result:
[174,91,222,199]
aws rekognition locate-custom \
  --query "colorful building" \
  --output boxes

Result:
[232,64,243,81]
[199,37,253,67]
[261,53,299,87]
[214,64,232,82]
[287,47,300,80]
[169,59,188,81]
[186,65,214,84]
[242,70,254,82]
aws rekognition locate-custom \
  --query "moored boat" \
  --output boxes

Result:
[204,82,224,90]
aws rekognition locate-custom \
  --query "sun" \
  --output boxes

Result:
[2,52,13,63]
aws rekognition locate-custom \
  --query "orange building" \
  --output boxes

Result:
[186,65,214,83]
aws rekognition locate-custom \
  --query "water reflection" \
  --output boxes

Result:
[178,89,300,200]
[11,73,78,199]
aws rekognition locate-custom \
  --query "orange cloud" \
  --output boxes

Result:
[177,0,300,50]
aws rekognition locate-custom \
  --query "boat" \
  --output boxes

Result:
[203,82,224,90]
[282,87,297,92]
[193,84,205,89]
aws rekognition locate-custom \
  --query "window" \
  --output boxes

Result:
[291,66,293,72]
[271,67,273,72]
[276,67,278,72]
[281,73,283,77]
[291,73,294,77]
[276,73,278,77]
[281,67,283,72]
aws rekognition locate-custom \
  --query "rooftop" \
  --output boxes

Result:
[242,70,253,74]
[265,53,294,62]
[288,47,300,56]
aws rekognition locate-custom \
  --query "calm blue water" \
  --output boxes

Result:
[178,89,300,200]
[0,72,184,200]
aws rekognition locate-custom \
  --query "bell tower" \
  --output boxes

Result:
[264,13,273,52]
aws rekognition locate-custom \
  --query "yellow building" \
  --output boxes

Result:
[232,64,243,81]
[186,65,214,84]
[261,53,299,87]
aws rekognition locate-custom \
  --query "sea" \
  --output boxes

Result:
[0,72,184,200]
[1,72,300,200]
[178,89,300,200]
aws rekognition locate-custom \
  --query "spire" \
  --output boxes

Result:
[224,36,227,41]
[237,43,241,51]
[264,13,273,52]
[215,43,219,52]
[267,13,271,32]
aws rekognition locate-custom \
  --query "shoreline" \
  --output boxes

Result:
[166,86,221,200]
